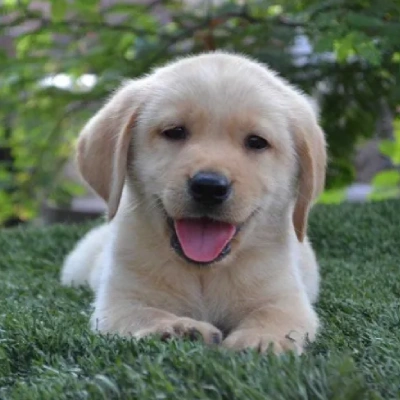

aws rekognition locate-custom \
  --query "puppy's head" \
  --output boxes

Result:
[77,52,326,266]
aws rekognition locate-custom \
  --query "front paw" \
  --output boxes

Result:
[223,328,304,354]
[134,317,223,345]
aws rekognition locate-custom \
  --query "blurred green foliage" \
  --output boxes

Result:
[0,0,399,224]
[369,118,400,200]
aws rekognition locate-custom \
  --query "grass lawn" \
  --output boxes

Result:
[0,201,399,399]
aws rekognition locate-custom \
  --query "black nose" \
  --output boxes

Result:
[189,171,231,206]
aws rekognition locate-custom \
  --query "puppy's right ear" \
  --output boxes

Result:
[292,110,327,242]
[76,80,143,219]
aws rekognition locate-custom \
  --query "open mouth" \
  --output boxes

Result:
[169,217,238,266]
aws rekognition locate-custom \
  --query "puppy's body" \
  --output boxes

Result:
[61,52,326,353]
[63,199,319,350]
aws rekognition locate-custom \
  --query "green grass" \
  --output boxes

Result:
[1,201,400,400]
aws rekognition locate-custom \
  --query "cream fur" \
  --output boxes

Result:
[61,52,326,353]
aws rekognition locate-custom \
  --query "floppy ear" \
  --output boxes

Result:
[292,112,327,242]
[76,81,142,219]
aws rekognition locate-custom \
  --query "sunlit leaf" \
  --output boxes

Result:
[369,186,400,201]
[16,36,32,58]
[75,0,100,14]
[334,35,356,63]
[371,170,400,188]
[379,140,396,159]
[51,0,68,22]
[379,130,400,165]
[318,188,347,204]
[3,0,17,6]
[392,52,400,63]
[267,5,283,16]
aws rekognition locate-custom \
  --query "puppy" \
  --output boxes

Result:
[61,51,326,353]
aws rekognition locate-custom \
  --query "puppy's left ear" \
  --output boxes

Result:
[76,80,144,219]
[292,108,327,242]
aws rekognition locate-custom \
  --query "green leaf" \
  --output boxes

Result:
[313,33,336,53]
[51,0,68,22]
[371,170,400,188]
[3,0,17,6]
[391,52,400,63]
[318,188,347,204]
[379,140,396,159]
[333,32,382,66]
[61,181,86,197]
[334,35,355,63]
[379,126,400,165]
[356,40,381,66]
[369,186,400,201]
[76,0,100,14]
[16,36,32,58]
[266,5,283,16]
[346,12,383,30]
[16,32,52,58]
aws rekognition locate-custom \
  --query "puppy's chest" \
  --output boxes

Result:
[145,267,267,332]
[187,275,260,332]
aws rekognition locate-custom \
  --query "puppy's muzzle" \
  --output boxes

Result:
[189,171,231,206]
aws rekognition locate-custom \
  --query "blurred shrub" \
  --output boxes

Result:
[369,117,400,200]
[0,0,399,224]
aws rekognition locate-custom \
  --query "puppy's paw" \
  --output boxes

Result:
[223,328,303,354]
[134,318,223,345]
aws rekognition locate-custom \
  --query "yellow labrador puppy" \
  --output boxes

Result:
[61,52,326,353]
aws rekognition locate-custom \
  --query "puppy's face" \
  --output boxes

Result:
[77,53,326,267]
[132,58,300,265]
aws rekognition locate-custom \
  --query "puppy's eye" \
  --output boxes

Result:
[162,126,188,141]
[245,134,270,151]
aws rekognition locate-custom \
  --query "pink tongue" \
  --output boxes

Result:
[175,218,236,263]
